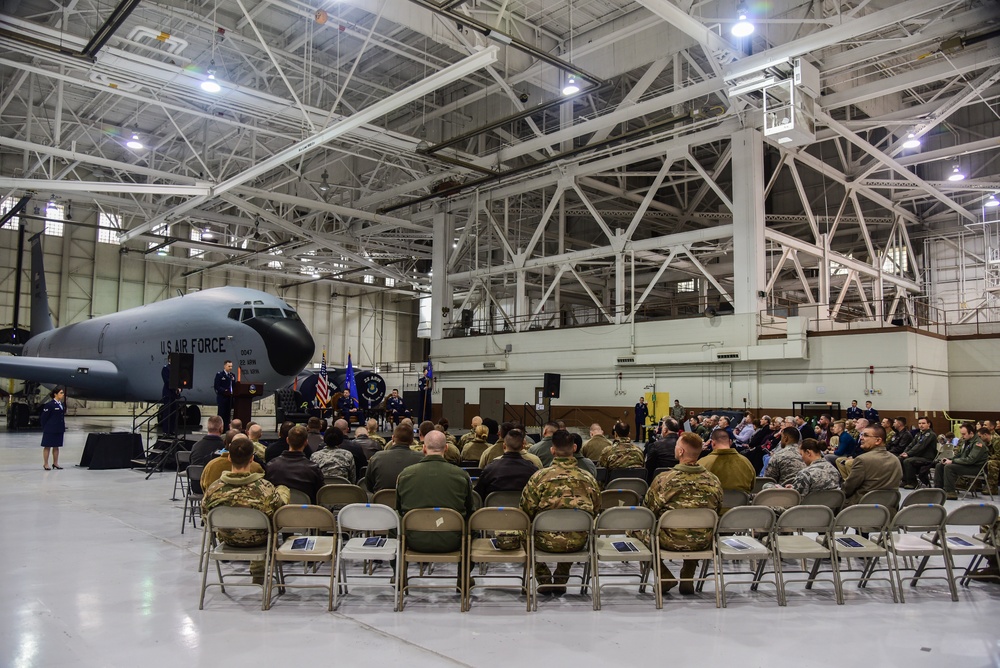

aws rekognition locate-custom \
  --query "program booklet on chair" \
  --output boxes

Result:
[291,537,316,550]
[362,536,387,548]
[835,537,864,549]
[946,536,974,547]
[612,540,639,553]
[721,537,753,551]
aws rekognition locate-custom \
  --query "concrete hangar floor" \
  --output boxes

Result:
[1,416,998,668]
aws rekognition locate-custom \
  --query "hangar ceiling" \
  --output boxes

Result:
[1,0,998,331]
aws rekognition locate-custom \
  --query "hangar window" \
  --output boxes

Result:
[883,246,908,274]
[677,279,696,293]
[385,277,395,288]
[44,202,64,237]
[1,197,21,230]
[98,212,122,244]
[189,228,204,257]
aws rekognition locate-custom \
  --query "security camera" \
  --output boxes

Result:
[518,91,529,103]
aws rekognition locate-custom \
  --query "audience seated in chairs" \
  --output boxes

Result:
[265,425,324,503]
[475,428,539,500]
[364,424,423,493]
[190,415,226,467]
[699,428,755,498]
[396,430,476,590]
[934,424,991,500]
[843,424,902,505]
[778,438,841,496]
[461,424,492,464]
[764,426,806,485]
[599,422,644,470]
[201,434,265,490]
[582,423,614,463]
[644,431,723,595]
[310,426,356,484]
[202,438,290,584]
[520,429,602,596]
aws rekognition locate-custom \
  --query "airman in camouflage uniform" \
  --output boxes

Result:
[784,439,841,496]
[520,430,601,593]
[311,442,356,483]
[599,440,645,469]
[645,431,722,594]
[202,439,290,581]
[458,416,483,450]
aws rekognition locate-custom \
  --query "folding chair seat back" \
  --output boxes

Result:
[753,477,777,495]
[656,508,719,559]
[723,489,750,509]
[323,475,352,486]
[287,488,311,505]
[834,504,891,535]
[273,504,337,535]
[594,466,608,485]
[858,489,901,510]
[472,490,483,511]
[606,468,648,483]
[207,505,271,534]
[902,488,946,506]
[469,506,531,534]
[402,508,466,561]
[651,467,673,480]
[339,503,400,534]
[717,505,775,534]
[176,450,192,467]
[337,504,400,559]
[595,506,656,533]
[372,488,396,508]
[776,505,834,534]
[753,487,800,509]
[801,489,845,512]
[485,490,523,507]
[317,484,368,509]
[199,506,274,609]
[891,505,949,555]
[601,489,642,509]
[531,509,594,560]
[187,465,205,495]
[606,477,648,498]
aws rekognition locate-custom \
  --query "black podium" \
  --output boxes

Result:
[78,433,144,469]
[233,382,265,427]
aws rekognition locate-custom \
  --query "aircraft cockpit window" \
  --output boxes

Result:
[254,307,284,319]
[228,308,241,321]
[241,308,253,321]
[283,310,301,321]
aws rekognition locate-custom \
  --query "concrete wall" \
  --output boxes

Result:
[430,312,987,417]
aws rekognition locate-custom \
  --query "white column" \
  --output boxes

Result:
[731,128,766,315]
[430,207,450,340]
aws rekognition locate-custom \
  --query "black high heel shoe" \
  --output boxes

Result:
[52,465,63,470]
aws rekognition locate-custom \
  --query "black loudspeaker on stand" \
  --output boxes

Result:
[543,373,561,398]
[169,352,194,390]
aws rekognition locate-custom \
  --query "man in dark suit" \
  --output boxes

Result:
[213,360,235,431]
[634,397,650,441]
[846,400,863,420]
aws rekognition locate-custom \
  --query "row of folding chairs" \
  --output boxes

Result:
[197,497,999,612]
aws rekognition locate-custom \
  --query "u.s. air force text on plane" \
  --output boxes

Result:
[160,337,228,355]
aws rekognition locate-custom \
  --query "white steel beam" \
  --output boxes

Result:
[120,46,499,241]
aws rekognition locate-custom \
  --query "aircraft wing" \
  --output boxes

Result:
[0,356,125,391]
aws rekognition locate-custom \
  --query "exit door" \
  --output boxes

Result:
[479,388,505,424]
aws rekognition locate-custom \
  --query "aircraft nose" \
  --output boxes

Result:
[245,317,315,376]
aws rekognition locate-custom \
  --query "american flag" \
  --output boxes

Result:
[316,349,329,407]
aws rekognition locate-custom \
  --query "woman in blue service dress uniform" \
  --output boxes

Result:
[41,386,67,470]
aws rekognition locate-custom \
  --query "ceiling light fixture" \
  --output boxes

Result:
[126,133,144,149]
[200,68,221,93]
[318,169,330,193]
[732,2,754,38]
[202,227,216,240]
[562,75,580,96]
[986,193,999,207]
[948,164,965,181]
[902,133,921,149]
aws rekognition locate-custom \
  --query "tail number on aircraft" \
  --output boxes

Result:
[160,337,228,354]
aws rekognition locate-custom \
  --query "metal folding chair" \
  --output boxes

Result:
[600,488,643,509]
[591,506,657,610]
[485,490,523,507]
[772,505,841,605]
[529,509,594,610]
[333,503,400,610]
[399,507,467,610]
[465,507,532,611]
[181,464,205,534]
[266,505,337,610]
[652,508,721,608]
[886,504,957,602]
[711,505,780,607]
[198,506,273,610]
[829,504,898,603]
[801,489,845,513]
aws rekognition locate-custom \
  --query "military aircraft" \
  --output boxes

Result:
[0,234,315,404]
